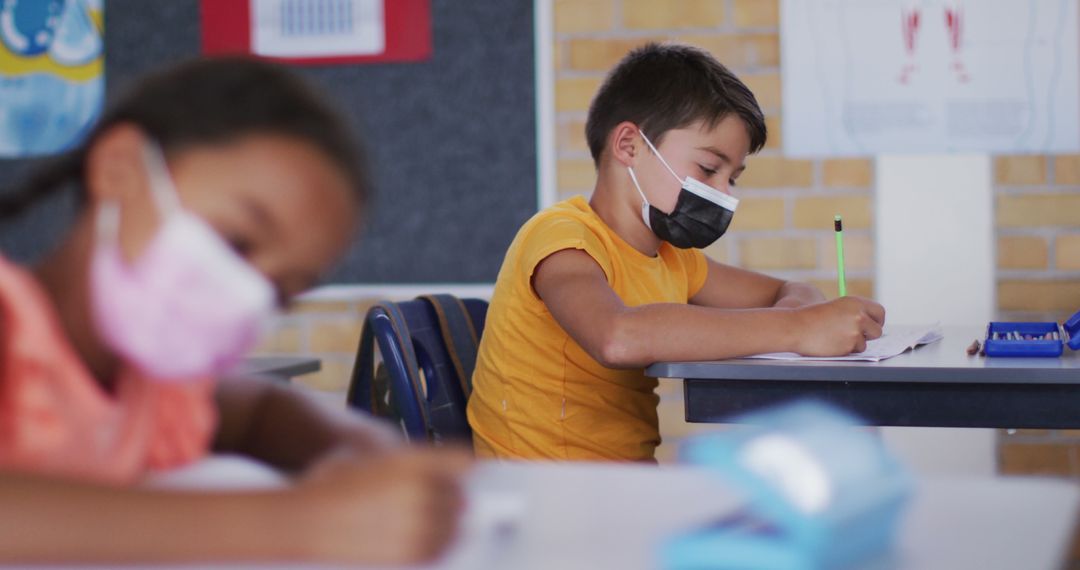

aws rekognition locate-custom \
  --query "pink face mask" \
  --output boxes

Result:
[89,143,276,381]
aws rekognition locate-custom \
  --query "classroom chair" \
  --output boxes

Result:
[347,294,487,445]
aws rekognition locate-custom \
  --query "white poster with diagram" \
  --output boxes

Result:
[251,0,385,59]
[780,0,1080,157]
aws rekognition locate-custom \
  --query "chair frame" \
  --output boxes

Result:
[348,297,486,443]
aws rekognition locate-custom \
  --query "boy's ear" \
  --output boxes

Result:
[84,123,151,205]
[609,122,642,168]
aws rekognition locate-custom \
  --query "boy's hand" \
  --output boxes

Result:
[792,296,886,356]
[293,448,472,564]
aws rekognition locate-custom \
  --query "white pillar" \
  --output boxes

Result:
[534,0,557,210]
[875,154,995,326]
[875,154,997,476]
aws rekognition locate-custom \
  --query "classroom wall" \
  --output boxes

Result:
[551,0,876,303]
[260,0,1080,479]
[995,154,1080,321]
[0,0,537,283]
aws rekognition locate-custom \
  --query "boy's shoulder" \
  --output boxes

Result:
[508,196,619,274]
[517,196,609,244]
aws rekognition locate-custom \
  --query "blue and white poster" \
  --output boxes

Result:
[0,0,104,157]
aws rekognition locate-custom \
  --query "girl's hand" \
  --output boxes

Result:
[321,411,405,459]
[291,448,472,564]
[215,377,405,472]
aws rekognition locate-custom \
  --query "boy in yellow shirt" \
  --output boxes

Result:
[467,43,885,462]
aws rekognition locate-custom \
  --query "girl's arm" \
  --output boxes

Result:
[0,448,468,564]
[0,471,298,563]
[213,375,401,472]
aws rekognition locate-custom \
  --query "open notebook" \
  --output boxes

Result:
[745,324,944,362]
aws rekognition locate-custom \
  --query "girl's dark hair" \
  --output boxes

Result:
[585,43,767,165]
[0,56,368,220]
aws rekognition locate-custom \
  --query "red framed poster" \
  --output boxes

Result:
[201,0,431,65]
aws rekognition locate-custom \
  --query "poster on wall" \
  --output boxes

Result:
[781,0,1080,157]
[0,0,104,158]
[202,0,431,65]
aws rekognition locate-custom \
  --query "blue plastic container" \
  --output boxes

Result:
[984,309,1080,357]
[661,401,913,570]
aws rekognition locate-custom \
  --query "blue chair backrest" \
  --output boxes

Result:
[347,296,487,444]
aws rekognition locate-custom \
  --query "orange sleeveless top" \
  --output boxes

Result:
[0,255,217,484]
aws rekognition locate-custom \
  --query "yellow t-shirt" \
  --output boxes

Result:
[467,196,708,461]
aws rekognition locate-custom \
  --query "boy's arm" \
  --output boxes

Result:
[213,376,402,472]
[533,249,884,368]
[772,281,828,308]
[689,258,826,309]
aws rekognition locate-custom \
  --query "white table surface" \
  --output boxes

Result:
[16,459,1080,570]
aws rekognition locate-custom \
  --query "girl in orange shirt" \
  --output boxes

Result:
[0,57,467,564]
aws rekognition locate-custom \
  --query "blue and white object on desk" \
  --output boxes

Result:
[984,308,1080,358]
[662,401,913,570]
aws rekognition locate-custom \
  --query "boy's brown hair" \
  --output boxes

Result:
[585,43,767,165]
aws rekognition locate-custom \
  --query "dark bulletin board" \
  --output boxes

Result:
[0,0,538,284]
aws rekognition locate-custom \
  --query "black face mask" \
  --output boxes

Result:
[639,180,737,249]
[629,133,740,250]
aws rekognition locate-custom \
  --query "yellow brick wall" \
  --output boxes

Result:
[553,0,869,311]
[252,299,376,395]
[553,1,1080,325]
[995,155,1080,322]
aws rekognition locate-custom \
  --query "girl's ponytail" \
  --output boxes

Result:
[0,151,84,220]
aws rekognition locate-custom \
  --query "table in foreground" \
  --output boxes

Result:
[647,326,1080,428]
[25,459,1080,570]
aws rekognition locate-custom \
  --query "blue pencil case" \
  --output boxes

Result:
[983,309,1080,357]
[660,401,912,570]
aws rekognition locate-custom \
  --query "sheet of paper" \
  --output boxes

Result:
[746,324,944,362]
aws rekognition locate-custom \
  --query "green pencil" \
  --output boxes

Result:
[834,215,847,297]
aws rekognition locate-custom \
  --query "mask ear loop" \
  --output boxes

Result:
[94,201,121,247]
[626,166,654,229]
[140,141,182,215]
[95,141,177,249]
[639,131,685,186]
[94,142,183,254]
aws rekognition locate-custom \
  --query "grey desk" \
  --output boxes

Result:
[233,356,321,381]
[646,326,1080,428]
